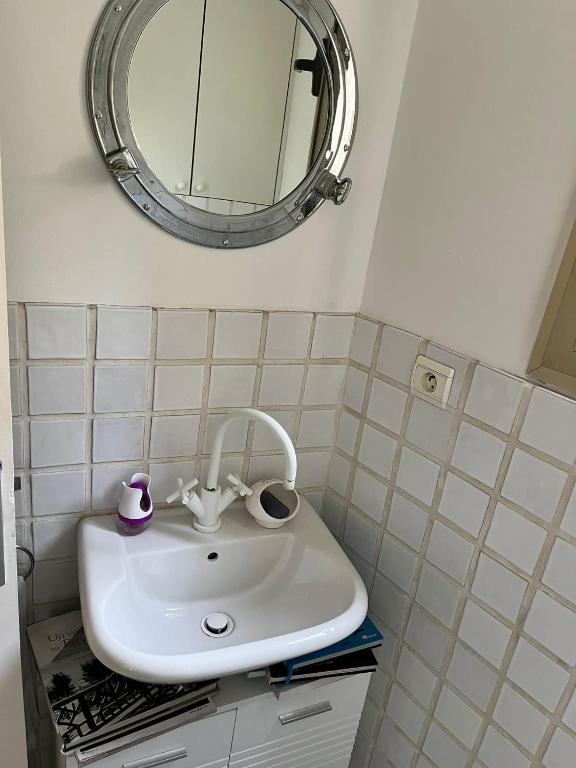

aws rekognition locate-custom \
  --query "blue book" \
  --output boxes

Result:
[282,617,382,683]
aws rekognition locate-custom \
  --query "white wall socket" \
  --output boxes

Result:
[411,355,455,409]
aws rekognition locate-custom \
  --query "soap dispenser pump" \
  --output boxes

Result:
[117,473,153,535]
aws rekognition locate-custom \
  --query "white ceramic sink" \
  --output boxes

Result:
[78,499,368,683]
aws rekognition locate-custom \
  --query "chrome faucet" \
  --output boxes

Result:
[166,408,297,533]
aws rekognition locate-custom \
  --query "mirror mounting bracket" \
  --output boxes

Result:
[315,171,353,206]
[106,148,141,181]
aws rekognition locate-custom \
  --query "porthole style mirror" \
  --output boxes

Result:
[88,0,358,248]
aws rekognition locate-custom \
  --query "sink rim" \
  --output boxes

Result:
[78,500,368,683]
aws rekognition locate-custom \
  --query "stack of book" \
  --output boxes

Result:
[265,616,383,687]
[27,611,218,756]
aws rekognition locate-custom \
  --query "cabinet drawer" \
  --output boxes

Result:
[230,674,370,768]
[90,710,236,768]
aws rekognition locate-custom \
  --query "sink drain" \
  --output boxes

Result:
[201,612,234,638]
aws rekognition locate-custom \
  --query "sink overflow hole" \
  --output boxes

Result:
[207,552,219,561]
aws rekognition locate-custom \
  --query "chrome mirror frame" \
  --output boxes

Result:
[87,0,358,249]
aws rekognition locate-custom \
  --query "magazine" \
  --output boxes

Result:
[27,611,218,754]
[267,648,378,685]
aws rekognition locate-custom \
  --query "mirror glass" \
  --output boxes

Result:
[128,0,330,215]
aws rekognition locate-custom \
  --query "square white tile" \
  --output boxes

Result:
[377,326,421,385]
[479,726,529,768]
[148,461,196,503]
[424,722,469,768]
[494,684,549,754]
[367,378,408,434]
[92,417,145,462]
[359,424,397,480]
[370,574,408,634]
[327,452,351,497]
[10,365,20,416]
[96,306,151,359]
[31,471,85,516]
[446,644,497,710]
[26,305,87,359]
[406,398,454,459]
[352,468,387,523]
[259,365,305,406]
[386,685,426,742]
[28,366,86,415]
[265,313,313,359]
[204,414,248,454]
[94,365,148,413]
[387,493,428,552]
[426,344,471,408]
[561,486,576,537]
[562,687,576,731]
[8,303,19,359]
[30,419,86,468]
[318,493,344,537]
[33,517,78,560]
[396,648,437,707]
[416,563,460,628]
[342,367,368,412]
[336,410,359,455]
[311,315,354,358]
[543,538,576,605]
[378,535,418,593]
[252,410,296,451]
[92,466,143,510]
[297,410,337,448]
[544,728,576,768]
[376,719,415,768]
[295,451,330,487]
[452,421,506,487]
[524,590,576,665]
[208,365,256,408]
[472,553,528,621]
[438,472,490,537]
[247,454,286,485]
[153,365,204,411]
[33,559,79,604]
[502,448,566,522]
[465,366,525,433]
[213,312,262,358]
[201,456,244,488]
[150,415,200,459]
[156,310,209,359]
[405,607,449,670]
[344,508,379,563]
[397,448,440,506]
[435,686,482,749]
[303,365,346,405]
[521,387,576,464]
[507,639,570,712]
[351,318,378,367]
[12,421,25,469]
[458,599,512,667]
[485,502,546,574]
[426,521,474,584]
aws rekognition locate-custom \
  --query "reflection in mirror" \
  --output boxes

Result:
[128,0,330,215]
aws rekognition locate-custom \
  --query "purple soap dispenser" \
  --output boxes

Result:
[117,473,153,535]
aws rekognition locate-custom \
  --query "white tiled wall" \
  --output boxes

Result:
[11,305,353,622]
[332,317,576,768]
[13,304,576,768]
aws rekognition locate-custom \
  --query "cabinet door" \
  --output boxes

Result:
[90,710,236,768]
[230,675,371,768]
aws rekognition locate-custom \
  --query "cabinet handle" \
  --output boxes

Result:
[122,747,188,768]
[279,701,332,725]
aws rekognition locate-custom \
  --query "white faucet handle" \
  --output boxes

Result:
[166,477,199,504]
[227,474,253,498]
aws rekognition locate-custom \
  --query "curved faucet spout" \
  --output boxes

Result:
[206,408,297,491]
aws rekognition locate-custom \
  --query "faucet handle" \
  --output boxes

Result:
[227,474,253,498]
[166,477,199,504]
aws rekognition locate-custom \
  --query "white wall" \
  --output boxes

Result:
[0,0,418,311]
[362,0,576,374]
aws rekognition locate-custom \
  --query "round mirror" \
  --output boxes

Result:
[88,0,357,247]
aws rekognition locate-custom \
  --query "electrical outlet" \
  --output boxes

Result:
[411,355,455,408]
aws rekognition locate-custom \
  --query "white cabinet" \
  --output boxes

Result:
[61,674,371,768]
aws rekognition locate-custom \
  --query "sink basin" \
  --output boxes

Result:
[78,499,368,683]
